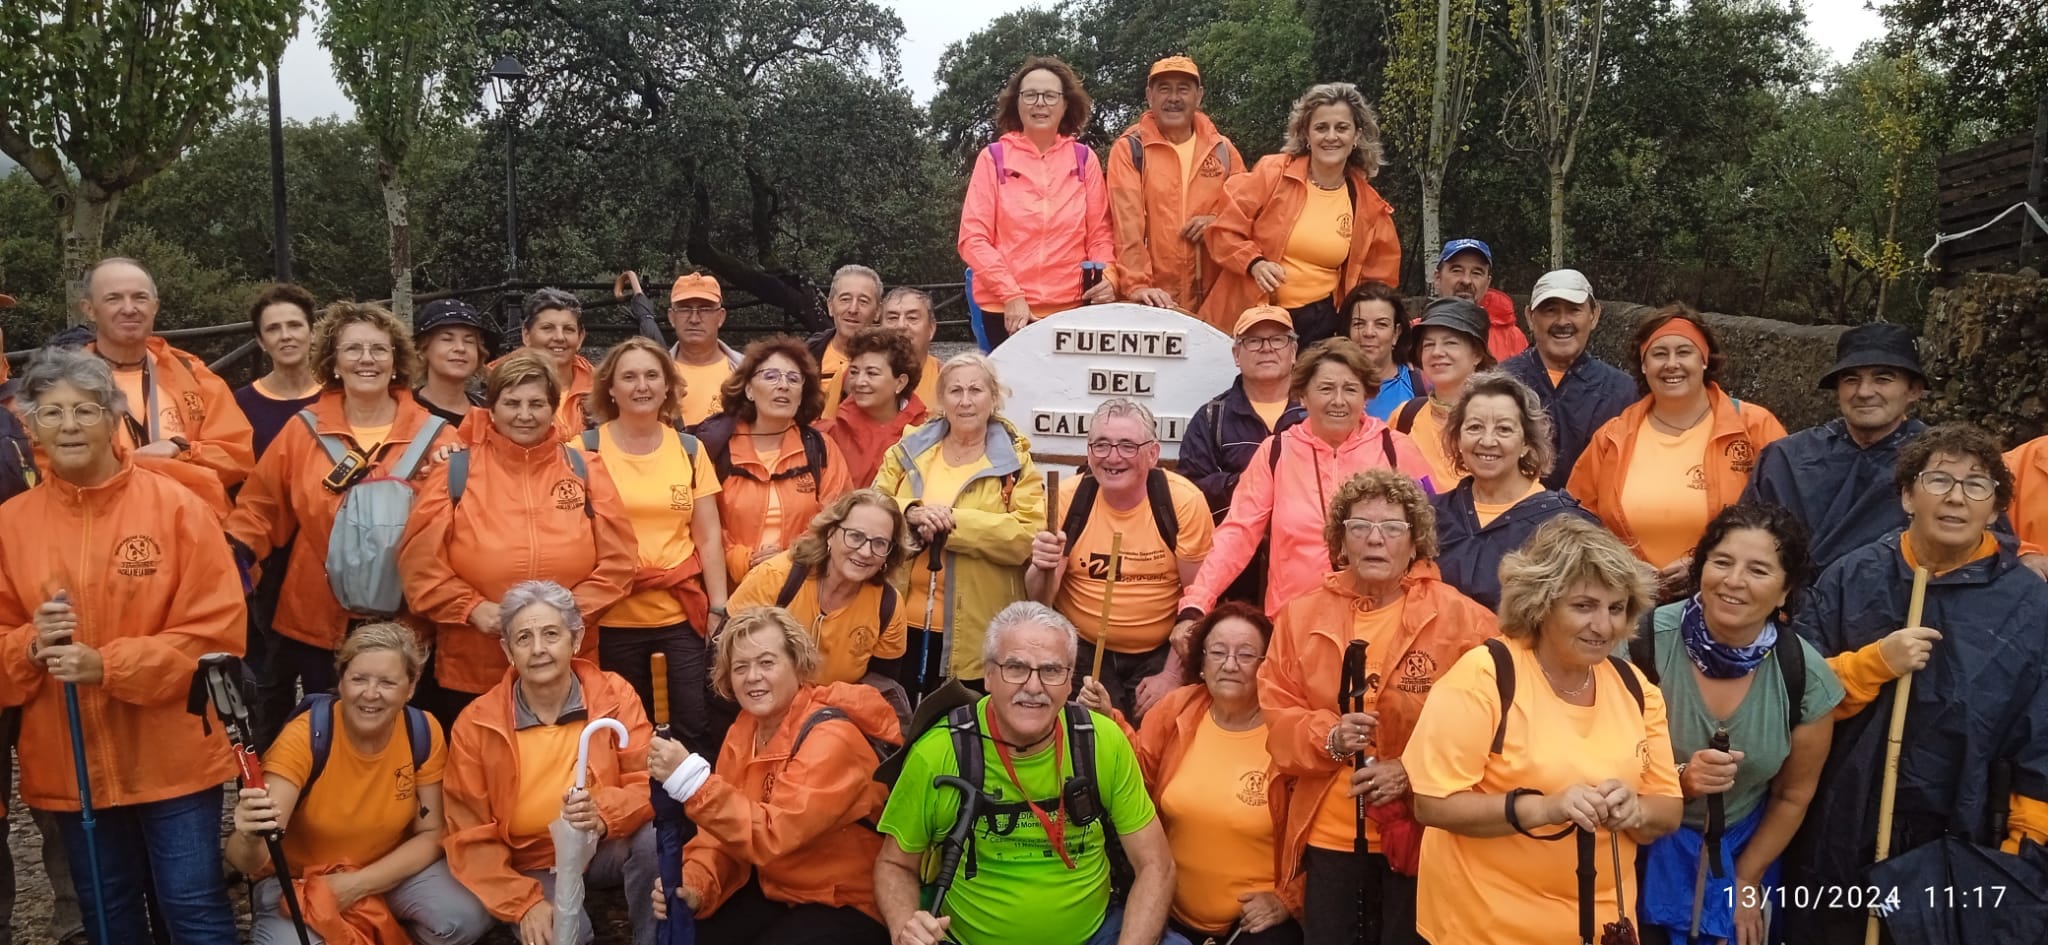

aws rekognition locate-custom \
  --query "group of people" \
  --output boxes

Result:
[0,50,2046,945]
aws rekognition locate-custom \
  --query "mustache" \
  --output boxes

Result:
[1010,693,1053,709]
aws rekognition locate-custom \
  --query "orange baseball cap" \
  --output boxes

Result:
[670,274,721,305]
[1232,305,1292,337]
[1148,56,1201,83]
[0,293,15,308]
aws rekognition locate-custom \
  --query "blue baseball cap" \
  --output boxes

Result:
[1439,238,1492,266]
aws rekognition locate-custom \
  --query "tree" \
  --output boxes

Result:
[1185,0,1316,157]
[0,0,302,301]
[1505,0,1607,266]
[1380,0,1489,281]
[319,0,477,321]
[1881,0,2045,135]
[1832,52,1935,320]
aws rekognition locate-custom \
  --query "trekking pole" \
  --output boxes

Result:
[1605,828,1640,945]
[1340,639,1369,944]
[1687,727,1731,945]
[1578,827,1597,945]
[929,775,985,917]
[650,653,670,735]
[1865,565,1930,945]
[918,531,949,695]
[47,590,110,945]
[1092,532,1122,683]
[1045,470,1062,541]
[193,653,312,945]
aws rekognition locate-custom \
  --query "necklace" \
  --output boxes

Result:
[96,351,146,371]
[1543,662,1593,697]
[1649,404,1710,434]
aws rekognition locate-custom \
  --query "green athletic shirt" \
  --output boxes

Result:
[876,698,1157,945]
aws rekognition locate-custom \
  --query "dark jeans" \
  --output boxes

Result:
[599,621,715,756]
[982,311,1014,349]
[1302,846,1421,945]
[697,875,889,945]
[895,627,986,702]
[1288,298,1341,347]
[1075,639,1172,723]
[246,546,293,749]
[1171,917,1304,945]
[50,787,236,945]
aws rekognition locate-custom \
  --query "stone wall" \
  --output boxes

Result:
[1580,301,1848,434]
[1917,269,2048,445]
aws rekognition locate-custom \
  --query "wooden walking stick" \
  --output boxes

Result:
[1864,565,1930,945]
[1093,532,1123,682]
[1046,470,1062,538]
[650,653,670,733]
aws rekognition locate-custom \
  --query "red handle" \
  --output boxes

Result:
[233,745,266,790]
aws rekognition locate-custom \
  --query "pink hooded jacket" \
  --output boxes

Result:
[958,131,1117,313]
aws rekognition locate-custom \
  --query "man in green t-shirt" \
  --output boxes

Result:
[874,602,1184,945]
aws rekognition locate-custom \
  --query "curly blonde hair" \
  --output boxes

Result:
[587,337,683,424]
[311,302,418,391]
[790,489,912,583]
[710,608,821,700]
[1496,517,1652,642]
[1323,470,1439,568]
[1281,82,1386,179]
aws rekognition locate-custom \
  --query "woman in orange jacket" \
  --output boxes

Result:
[692,336,853,588]
[1566,305,1786,600]
[958,55,1118,348]
[227,302,457,720]
[1135,601,1300,945]
[398,350,636,720]
[818,327,930,489]
[1200,83,1401,345]
[1260,470,1496,945]
[727,489,912,690]
[646,607,901,945]
[0,348,247,944]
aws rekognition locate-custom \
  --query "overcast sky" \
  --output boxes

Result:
[271,0,1888,121]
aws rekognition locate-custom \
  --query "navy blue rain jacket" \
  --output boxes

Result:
[1501,348,1635,490]
[1178,375,1304,521]
[1431,479,1597,610]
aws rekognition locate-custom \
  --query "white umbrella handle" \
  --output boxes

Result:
[573,718,628,791]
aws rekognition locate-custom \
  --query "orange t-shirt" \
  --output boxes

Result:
[1160,714,1276,934]
[264,711,447,875]
[905,449,994,624]
[1474,480,1547,528]
[1618,417,1712,566]
[578,425,723,628]
[1547,368,1566,388]
[510,723,582,840]
[727,551,907,685]
[674,358,734,427]
[1053,472,1214,653]
[913,354,942,411]
[1273,184,1351,309]
[1250,399,1288,431]
[1404,640,1682,945]
[1408,404,1463,489]
[349,423,392,454]
[1309,596,1407,851]
[819,345,851,421]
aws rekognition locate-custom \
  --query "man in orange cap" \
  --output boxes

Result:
[1109,56,1245,324]
[618,269,744,426]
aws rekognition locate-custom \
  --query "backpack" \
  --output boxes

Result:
[300,411,447,615]
[1392,397,1427,435]
[990,140,1090,185]
[447,443,593,518]
[1122,134,1232,182]
[789,706,900,765]
[287,693,432,818]
[938,702,1134,893]
[1060,467,1181,553]
[1626,609,1807,734]
[693,414,830,486]
[579,424,702,481]
[1483,636,1645,755]
[774,560,898,634]
[0,408,35,503]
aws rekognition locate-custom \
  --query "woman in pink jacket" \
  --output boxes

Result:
[1176,338,1435,627]
[958,55,1117,348]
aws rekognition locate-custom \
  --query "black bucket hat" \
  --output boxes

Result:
[1818,323,1923,389]
[1414,297,1489,349]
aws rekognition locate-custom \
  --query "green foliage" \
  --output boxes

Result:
[1880,0,2045,136]
[320,0,477,168]
[1185,0,1315,157]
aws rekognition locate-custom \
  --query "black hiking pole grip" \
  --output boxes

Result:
[929,775,983,916]
[1578,827,1597,945]
[1340,640,1369,942]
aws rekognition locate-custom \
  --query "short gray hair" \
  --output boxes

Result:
[882,285,933,312]
[830,265,883,297]
[937,351,1008,412]
[523,287,583,324]
[499,580,584,638]
[20,347,128,417]
[83,256,157,297]
[982,601,1079,666]
[1090,398,1156,434]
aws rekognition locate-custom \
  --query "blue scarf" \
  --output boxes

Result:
[1680,595,1777,679]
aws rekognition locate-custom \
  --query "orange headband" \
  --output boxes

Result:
[1642,318,1708,358]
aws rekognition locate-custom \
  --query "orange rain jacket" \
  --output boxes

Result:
[0,456,244,811]
[711,422,853,587]
[82,337,256,490]
[1260,565,1495,883]
[226,392,456,649]
[819,394,930,490]
[1134,683,1300,914]
[398,412,636,694]
[1107,112,1245,323]
[681,682,901,921]
[1199,154,1401,328]
[2003,435,2048,550]
[959,131,1117,314]
[1567,385,1787,562]
[442,660,654,923]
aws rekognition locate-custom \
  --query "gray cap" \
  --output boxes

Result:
[1530,269,1596,308]
[1415,297,1489,348]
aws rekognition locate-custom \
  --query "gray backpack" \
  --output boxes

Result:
[298,411,447,615]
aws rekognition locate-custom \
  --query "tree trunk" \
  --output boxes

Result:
[1420,167,1444,287]
[687,180,825,331]
[61,183,119,322]
[1548,154,1567,269]
[380,162,414,325]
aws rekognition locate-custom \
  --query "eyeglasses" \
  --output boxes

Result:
[753,368,803,387]
[669,305,722,320]
[1916,470,1997,502]
[1343,518,1412,540]
[29,404,110,429]
[340,343,394,362]
[1018,90,1065,105]
[835,525,894,557]
[1087,439,1155,458]
[1203,647,1264,666]
[1236,334,1297,352]
[994,660,1072,686]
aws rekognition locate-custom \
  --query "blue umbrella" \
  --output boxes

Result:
[649,655,695,944]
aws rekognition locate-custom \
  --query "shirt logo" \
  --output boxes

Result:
[851,623,878,658]
[115,535,163,577]
[1198,154,1225,179]
[394,765,417,802]
[553,477,587,510]
[792,471,818,495]
[1687,464,1707,491]
[1725,439,1756,474]
[1236,770,1268,807]
[1336,212,1354,240]
[180,391,206,427]
[669,485,692,512]
[1395,650,1439,694]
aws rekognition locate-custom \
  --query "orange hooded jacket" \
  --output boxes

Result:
[681,682,901,921]
[712,423,853,586]
[1567,385,1787,562]
[1199,154,1401,328]
[2003,435,2048,549]
[1259,566,1495,881]
[227,392,456,649]
[79,337,256,490]
[442,660,653,922]
[1107,112,1245,323]
[0,457,244,811]
[398,413,636,694]
[820,395,930,490]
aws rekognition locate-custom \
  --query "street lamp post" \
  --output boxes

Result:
[489,54,530,333]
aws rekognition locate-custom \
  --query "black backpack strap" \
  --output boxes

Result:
[1394,398,1426,434]
[1062,473,1102,541]
[880,583,898,634]
[1380,427,1395,467]
[947,704,985,879]
[580,428,601,452]
[1144,469,1179,551]
[1485,638,1514,755]
[1610,656,1646,713]
[447,449,470,506]
[296,694,338,796]
[1628,609,1660,686]
[403,704,432,818]
[1124,134,1144,175]
[775,561,811,608]
[1777,634,1806,734]
[1067,703,1133,896]
[792,707,850,757]
[801,425,828,474]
